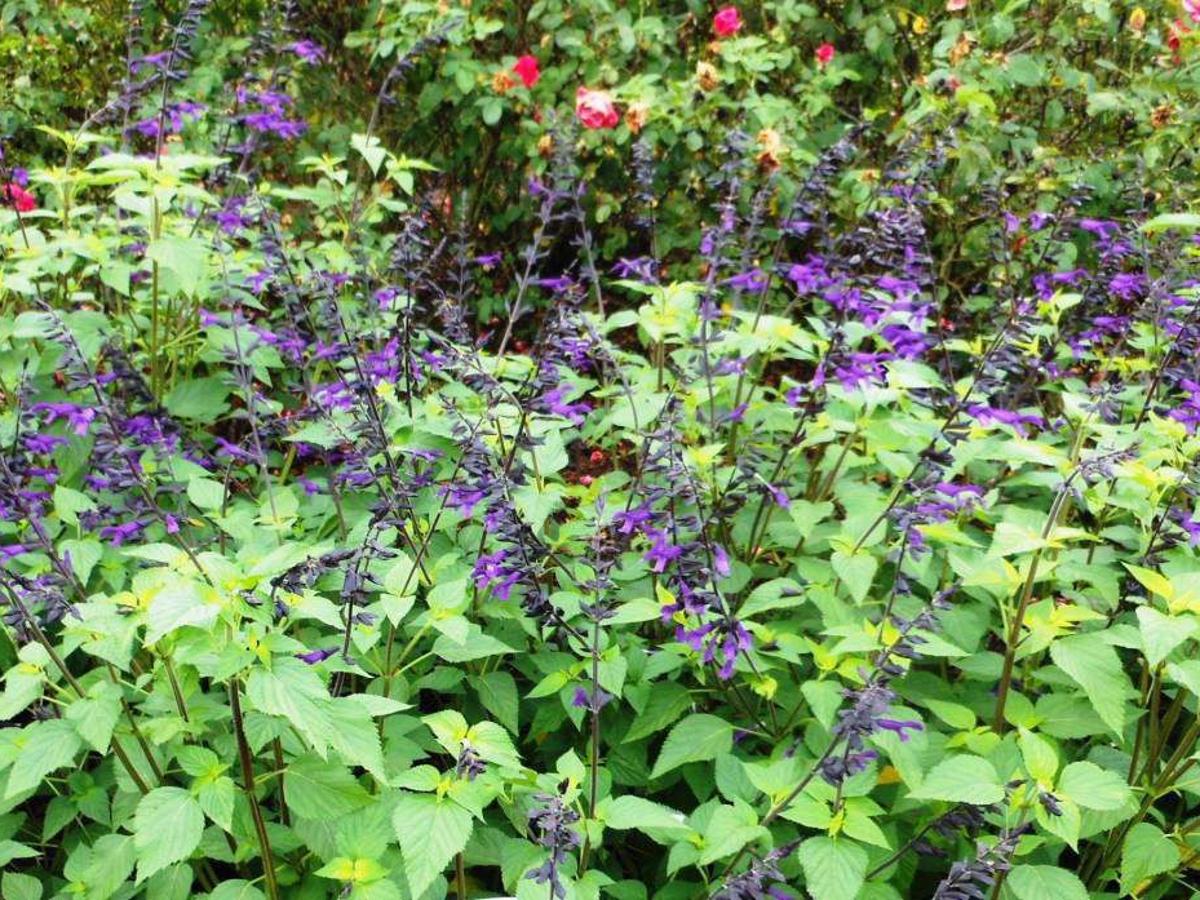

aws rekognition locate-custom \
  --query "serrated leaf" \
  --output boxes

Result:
[1007,865,1087,900]
[392,792,473,898]
[649,714,733,779]
[831,551,877,604]
[1049,632,1131,735]
[796,836,866,900]
[624,681,692,744]
[2,871,42,900]
[1120,823,1179,895]
[472,672,519,733]
[1136,606,1195,667]
[6,719,82,798]
[196,775,235,831]
[603,796,691,841]
[147,236,207,297]
[1057,761,1131,811]
[132,787,203,882]
[65,683,122,753]
[908,755,1004,805]
[284,754,373,820]
[245,657,336,755]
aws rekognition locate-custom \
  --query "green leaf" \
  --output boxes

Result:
[0,665,43,721]
[145,580,219,645]
[649,714,733,779]
[392,792,473,898]
[988,522,1049,557]
[207,881,266,900]
[65,682,123,752]
[602,796,691,841]
[61,538,103,584]
[1136,606,1195,667]
[1049,632,1131,735]
[1007,865,1087,900]
[68,834,136,900]
[1018,728,1058,783]
[132,787,204,882]
[53,484,95,527]
[624,681,691,744]
[350,133,388,176]
[1141,213,1200,233]
[831,550,877,604]
[1120,823,1180,895]
[164,378,230,424]
[147,236,207,296]
[432,625,517,662]
[472,672,519,733]
[1057,761,1132,811]
[6,720,82,798]
[245,658,336,755]
[1,871,42,900]
[196,775,235,832]
[284,754,373,820]
[796,836,867,900]
[908,755,1004,805]
[186,477,227,510]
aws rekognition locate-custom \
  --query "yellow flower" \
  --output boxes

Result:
[1129,6,1147,32]
[912,14,929,34]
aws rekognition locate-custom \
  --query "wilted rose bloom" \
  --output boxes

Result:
[713,5,743,37]
[2,183,35,212]
[575,87,619,129]
[696,60,720,92]
[1129,6,1147,31]
[513,54,540,88]
[815,42,836,66]
[624,101,649,134]
[756,128,783,169]
[493,69,518,94]
[1168,18,1187,51]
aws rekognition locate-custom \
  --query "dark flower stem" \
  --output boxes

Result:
[229,677,281,900]
[864,805,961,879]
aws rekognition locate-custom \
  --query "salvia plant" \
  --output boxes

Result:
[5,2,1200,900]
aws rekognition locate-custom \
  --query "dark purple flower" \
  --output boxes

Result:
[288,40,325,64]
[296,648,337,664]
[644,529,684,573]
[726,268,769,293]
[876,718,924,742]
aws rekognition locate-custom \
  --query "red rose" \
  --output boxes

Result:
[575,87,619,130]
[815,42,836,66]
[2,183,35,213]
[513,54,540,88]
[713,6,743,37]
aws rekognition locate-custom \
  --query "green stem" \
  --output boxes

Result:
[993,473,1077,732]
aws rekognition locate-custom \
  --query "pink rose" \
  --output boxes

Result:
[513,55,540,88]
[575,87,619,130]
[713,6,743,37]
[815,42,836,66]
[1187,0,1200,22]
[946,0,968,10]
